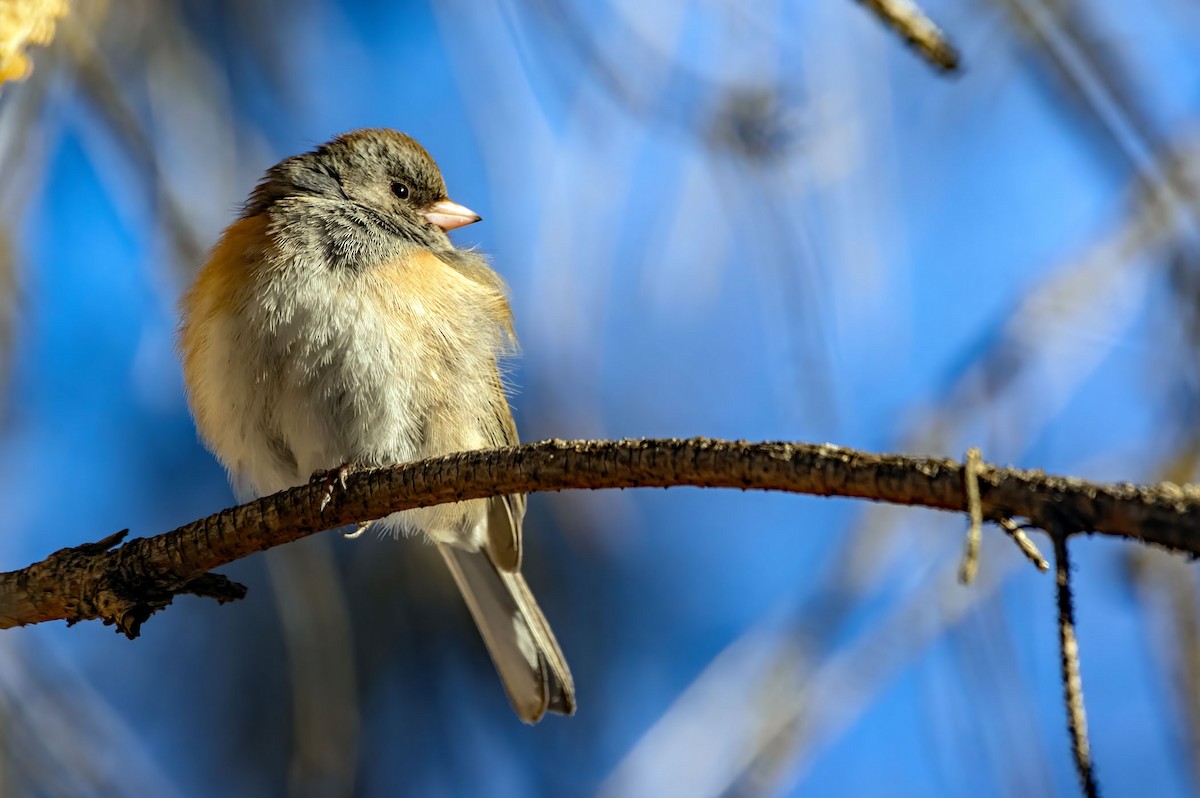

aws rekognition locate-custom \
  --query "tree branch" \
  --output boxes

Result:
[1053,528,1101,797]
[2,437,1197,637]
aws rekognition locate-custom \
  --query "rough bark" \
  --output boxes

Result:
[1,438,1196,636]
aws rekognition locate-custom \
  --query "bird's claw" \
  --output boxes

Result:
[311,463,354,513]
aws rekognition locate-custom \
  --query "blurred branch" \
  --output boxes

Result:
[850,0,960,72]
[0,230,18,406]
[1,437,1200,637]
[266,542,360,798]
[0,0,68,86]
[0,634,189,798]
[1127,544,1200,792]
[994,0,1199,235]
[57,15,207,267]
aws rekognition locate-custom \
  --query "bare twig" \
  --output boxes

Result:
[1053,527,1100,798]
[851,0,961,72]
[999,517,1050,571]
[959,447,985,583]
[1,437,1199,636]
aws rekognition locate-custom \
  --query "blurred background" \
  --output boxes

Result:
[0,0,1198,795]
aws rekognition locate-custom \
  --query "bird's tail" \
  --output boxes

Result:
[437,543,575,723]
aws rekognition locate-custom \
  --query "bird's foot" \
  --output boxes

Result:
[310,463,355,513]
[342,521,372,539]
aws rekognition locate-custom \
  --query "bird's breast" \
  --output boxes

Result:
[181,222,515,497]
[265,244,513,473]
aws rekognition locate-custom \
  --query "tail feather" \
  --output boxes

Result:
[437,543,575,722]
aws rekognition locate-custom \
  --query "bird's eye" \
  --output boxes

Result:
[391,182,410,200]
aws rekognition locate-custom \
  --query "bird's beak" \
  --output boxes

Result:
[422,199,481,232]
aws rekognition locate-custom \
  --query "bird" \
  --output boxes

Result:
[178,128,575,723]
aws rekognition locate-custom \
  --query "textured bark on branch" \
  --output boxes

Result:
[1,437,1197,637]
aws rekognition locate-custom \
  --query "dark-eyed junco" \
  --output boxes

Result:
[178,128,574,723]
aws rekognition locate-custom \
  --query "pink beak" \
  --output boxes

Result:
[422,199,481,232]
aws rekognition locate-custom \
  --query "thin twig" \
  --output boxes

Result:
[1053,528,1101,798]
[999,518,1050,571]
[959,447,985,584]
[851,0,961,72]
